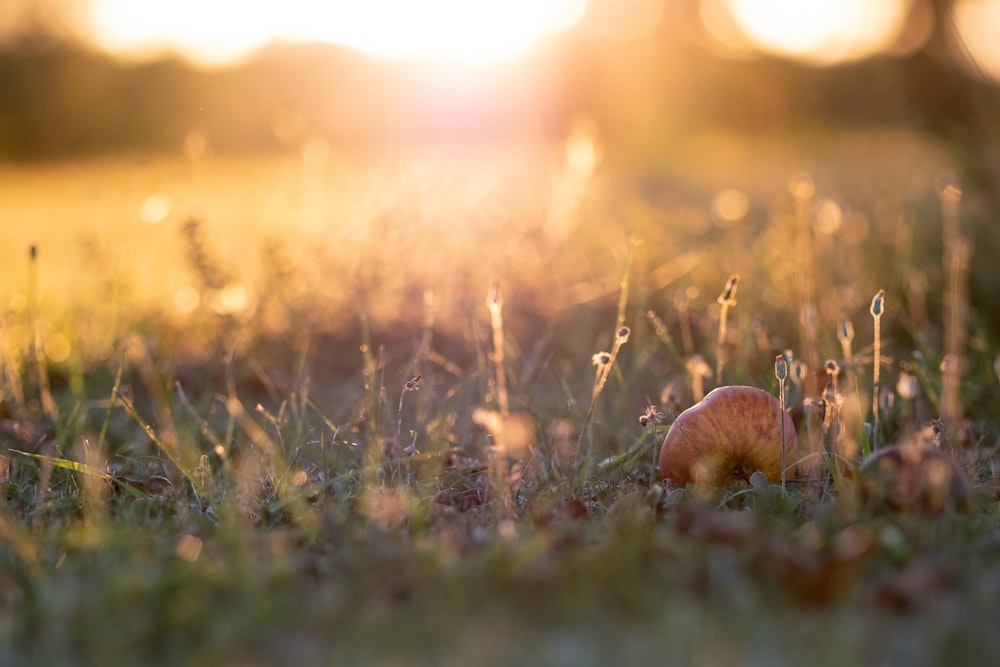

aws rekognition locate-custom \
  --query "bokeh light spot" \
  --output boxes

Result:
[565,117,602,177]
[788,172,816,200]
[173,286,201,314]
[176,534,203,562]
[139,193,172,225]
[721,0,909,65]
[44,333,72,363]
[211,282,250,315]
[90,0,275,65]
[953,0,1000,83]
[813,198,843,235]
[710,188,750,227]
[90,0,587,65]
[582,0,665,41]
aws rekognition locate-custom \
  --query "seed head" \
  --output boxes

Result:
[879,386,895,412]
[791,360,808,386]
[686,354,711,377]
[837,319,854,344]
[870,289,885,318]
[487,280,503,312]
[638,404,665,427]
[717,274,740,306]
[774,354,788,382]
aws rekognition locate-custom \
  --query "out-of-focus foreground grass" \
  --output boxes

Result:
[1,124,1000,666]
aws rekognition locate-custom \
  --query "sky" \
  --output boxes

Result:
[3,0,997,81]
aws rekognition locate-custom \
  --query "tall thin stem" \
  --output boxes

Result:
[487,281,511,511]
[870,290,885,451]
[790,174,819,392]
[716,274,739,385]
[837,318,854,390]
[577,326,631,486]
[775,354,788,493]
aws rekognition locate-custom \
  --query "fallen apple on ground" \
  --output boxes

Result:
[659,385,798,486]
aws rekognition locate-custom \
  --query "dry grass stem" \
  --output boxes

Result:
[790,173,820,388]
[837,318,855,389]
[639,403,666,481]
[577,326,631,484]
[396,375,421,459]
[487,281,512,511]
[646,309,681,362]
[870,289,885,451]
[686,354,711,403]
[27,244,57,421]
[573,248,634,484]
[674,293,694,357]
[716,273,739,384]
[825,359,841,397]
[775,353,788,492]
[938,176,967,448]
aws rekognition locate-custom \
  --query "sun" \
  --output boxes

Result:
[721,0,909,65]
[89,0,586,66]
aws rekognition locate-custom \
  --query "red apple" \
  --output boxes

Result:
[659,385,798,486]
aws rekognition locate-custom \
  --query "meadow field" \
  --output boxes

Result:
[2,65,1000,666]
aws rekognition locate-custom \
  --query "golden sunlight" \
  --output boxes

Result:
[90,0,585,65]
[719,0,910,65]
[952,0,1000,83]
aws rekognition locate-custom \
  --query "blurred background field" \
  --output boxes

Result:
[4,1,1000,393]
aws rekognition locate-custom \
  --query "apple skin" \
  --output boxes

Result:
[659,385,797,486]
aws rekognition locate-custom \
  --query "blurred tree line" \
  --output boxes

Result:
[0,0,997,191]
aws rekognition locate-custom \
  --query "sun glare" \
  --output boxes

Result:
[952,0,1000,83]
[90,0,586,66]
[719,0,910,65]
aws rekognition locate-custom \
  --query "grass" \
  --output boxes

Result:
[1,131,999,666]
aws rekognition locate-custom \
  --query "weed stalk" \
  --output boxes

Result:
[638,404,665,482]
[939,178,967,449]
[869,289,885,451]
[790,173,819,389]
[395,375,421,484]
[27,244,57,422]
[775,354,788,493]
[575,246,634,487]
[716,273,739,385]
[487,281,512,511]
[837,318,854,389]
